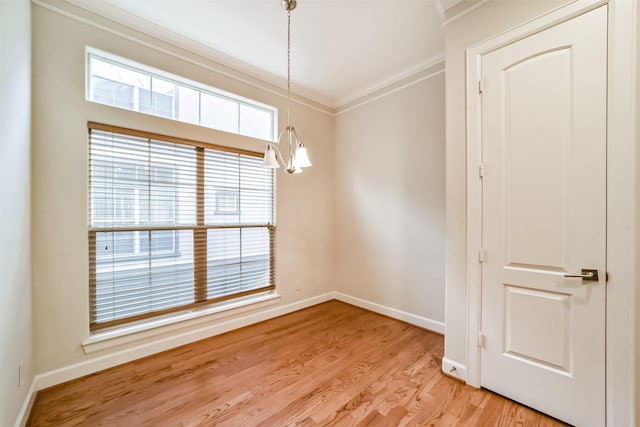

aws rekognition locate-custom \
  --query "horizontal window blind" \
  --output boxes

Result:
[88,123,275,331]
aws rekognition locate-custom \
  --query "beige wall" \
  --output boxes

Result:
[31,1,334,374]
[0,0,33,424]
[334,64,446,325]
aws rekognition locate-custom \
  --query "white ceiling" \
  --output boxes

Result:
[67,0,452,108]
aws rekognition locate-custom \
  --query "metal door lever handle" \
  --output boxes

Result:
[563,269,599,282]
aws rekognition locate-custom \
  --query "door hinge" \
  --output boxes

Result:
[479,163,485,178]
[478,332,486,348]
[478,248,487,263]
[478,78,484,94]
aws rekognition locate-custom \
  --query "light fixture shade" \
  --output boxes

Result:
[262,145,280,169]
[295,144,312,168]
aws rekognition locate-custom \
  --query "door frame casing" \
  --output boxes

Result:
[464,0,637,425]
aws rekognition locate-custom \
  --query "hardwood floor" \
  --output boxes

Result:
[28,301,566,426]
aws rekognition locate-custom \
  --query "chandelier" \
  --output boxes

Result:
[261,0,312,174]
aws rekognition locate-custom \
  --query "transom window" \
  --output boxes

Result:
[86,48,277,141]
[88,123,275,331]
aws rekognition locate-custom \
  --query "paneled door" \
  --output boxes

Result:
[480,6,607,426]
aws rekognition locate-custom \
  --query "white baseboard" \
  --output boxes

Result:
[441,357,467,382]
[332,292,445,334]
[33,292,334,391]
[13,377,37,427]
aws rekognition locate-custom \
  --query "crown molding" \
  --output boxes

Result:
[442,0,491,27]
[335,62,445,116]
[333,54,445,110]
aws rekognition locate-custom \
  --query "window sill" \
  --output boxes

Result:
[82,291,281,354]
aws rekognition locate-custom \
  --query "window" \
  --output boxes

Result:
[86,48,276,141]
[88,123,275,331]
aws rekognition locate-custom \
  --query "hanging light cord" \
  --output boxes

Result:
[285,7,297,170]
[287,9,291,126]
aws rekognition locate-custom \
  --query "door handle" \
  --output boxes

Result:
[563,269,599,282]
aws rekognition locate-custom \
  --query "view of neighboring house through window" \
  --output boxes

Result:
[87,48,276,141]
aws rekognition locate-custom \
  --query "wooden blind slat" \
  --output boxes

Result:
[88,122,263,158]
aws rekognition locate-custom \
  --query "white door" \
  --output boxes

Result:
[480,6,607,426]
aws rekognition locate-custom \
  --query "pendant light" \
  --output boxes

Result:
[261,0,312,174]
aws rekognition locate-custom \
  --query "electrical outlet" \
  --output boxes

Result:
[18,361,24,388]
[295,279,301,291]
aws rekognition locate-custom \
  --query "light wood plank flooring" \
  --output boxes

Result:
[28,301,566,426]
